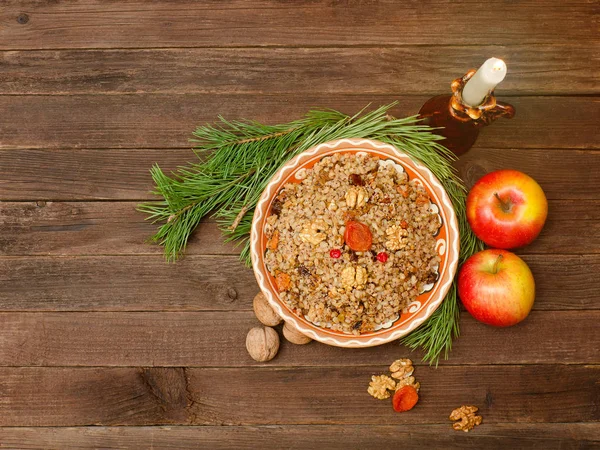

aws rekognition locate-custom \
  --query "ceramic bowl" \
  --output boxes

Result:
[250,138,459,347]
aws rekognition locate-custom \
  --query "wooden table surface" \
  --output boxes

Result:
[1,1,599,448]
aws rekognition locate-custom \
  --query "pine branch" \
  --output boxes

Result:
[138,103,483,364]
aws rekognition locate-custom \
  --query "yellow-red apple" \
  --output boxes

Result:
[467,169,548,249]
[458,249,535,327]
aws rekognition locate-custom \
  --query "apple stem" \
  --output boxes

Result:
[491,254,503,274]
[494,192,512,213]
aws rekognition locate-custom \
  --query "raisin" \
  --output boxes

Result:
[349,173,365,186]
[271,199,283,216]
[298,264,312,277]
[353,320,363,330]
[426,271,439,284]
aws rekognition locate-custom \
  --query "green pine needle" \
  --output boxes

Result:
[138,102,483,364]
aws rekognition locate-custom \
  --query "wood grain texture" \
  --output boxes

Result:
[1,0,596,49]
[1,200,598,256]
[2,46,598,95]
[0,255,596,312]
[0,310,597,366]
[0,366,597,426]
[0,201,234,256]
[1,424,599,449]
[0,96,597,150]
[0,256,254,312]
[0,0,598,440]
[1,148,598,201]
[0,148,186,201]
[455,148,600,200]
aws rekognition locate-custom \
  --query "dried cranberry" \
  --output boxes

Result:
[329,249,342,259]
[377,252,389,263]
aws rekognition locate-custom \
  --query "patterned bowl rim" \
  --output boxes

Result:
[250,138,460,348]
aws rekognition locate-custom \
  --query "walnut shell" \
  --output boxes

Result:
[282,322,313,345]
[246,326,279,362]
[253,292,282,327]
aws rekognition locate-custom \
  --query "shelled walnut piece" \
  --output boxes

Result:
[299,219,327,245]
[367,375,396,400]
[449,405,483,432]
[283,322,312,344]
[345,186,369,209]
[368,358,421,401]
[253,292,282,327]
[385,225,408,251]
[246,326,279,362]
[390,358,420,392]
[341,265,368,290]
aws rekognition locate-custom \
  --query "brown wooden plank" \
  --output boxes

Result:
[0,255,596,312]
[0,201,234,256]
[0,148,184,201]
[2,46,597,95]
[0,149,188,200]
[2,148,598,201]
[518,200,600,255]
[455,148,600,200]
[0,366,597,425]
[1,424,598,450]
[0,96,597,150]
[0,310,597,366]
[0,256,255,312]
[1,200,597,257]
[1,1,596,49]
[0,254,596,312]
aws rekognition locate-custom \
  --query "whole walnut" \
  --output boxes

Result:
[246,326,280,362]
[282,322,312,345]
[253,292,282,326]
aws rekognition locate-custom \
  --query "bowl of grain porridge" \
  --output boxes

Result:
[250,139,459,347]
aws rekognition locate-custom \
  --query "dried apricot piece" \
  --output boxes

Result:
[344,220,373,252]
[275,271,291,292]
[267,230,279,251]
[392,385,419,412]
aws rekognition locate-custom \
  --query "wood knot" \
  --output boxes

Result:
[227,287,238,301]
[139,368,192,422]
[460,162,488,189]
[36,201,46,208]
[17,13,29,24]
[485,391,494,408]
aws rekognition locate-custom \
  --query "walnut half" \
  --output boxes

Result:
[390,358,419,392]
[341,265,368,290]
[345,186,369,209]
[299,219,328,245]
[449,405,483,432]
[385,225,408,251]
[367,375,396,400]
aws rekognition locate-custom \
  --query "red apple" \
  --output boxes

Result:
[458,249,535,327]
[467,169,548,249]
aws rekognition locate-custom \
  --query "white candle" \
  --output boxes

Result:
[461,58,507,107]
